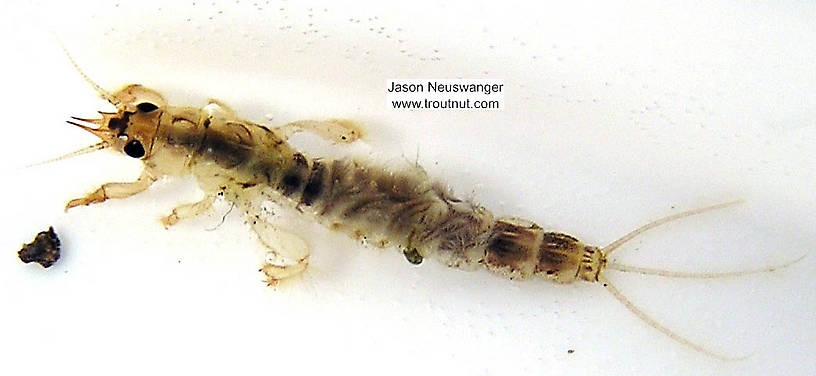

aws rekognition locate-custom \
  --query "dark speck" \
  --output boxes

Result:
[403,248,423,265]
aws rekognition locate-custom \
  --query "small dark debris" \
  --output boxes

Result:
[567,349,575,354]
[18,227,61,268]
[402,248,423,265]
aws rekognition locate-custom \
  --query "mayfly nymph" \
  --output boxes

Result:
[51,49,802,360]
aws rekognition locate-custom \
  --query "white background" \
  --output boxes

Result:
[2,1,815,375]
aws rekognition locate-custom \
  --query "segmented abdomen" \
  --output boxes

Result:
[264,152,588,281]
[186,118,588,282]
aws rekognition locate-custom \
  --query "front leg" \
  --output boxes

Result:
[65,169,156,211]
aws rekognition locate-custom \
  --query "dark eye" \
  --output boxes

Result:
[136,102,159,113]
[124,139,145,158]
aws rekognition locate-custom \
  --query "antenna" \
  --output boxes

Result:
[53,33,120,106]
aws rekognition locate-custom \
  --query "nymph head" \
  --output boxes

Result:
[68,84,166,160]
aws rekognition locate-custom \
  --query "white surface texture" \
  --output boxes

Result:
[2,1,815,375]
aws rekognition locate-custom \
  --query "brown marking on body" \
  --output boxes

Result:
[279,152,310,197]
[342,193,390,219]
[196,119,261,169]
[391,198,435,237]
[535,232,580,272]
[199,131,253,168]
[165,119,204,148]
[319,159,360,216]
[300,160,327,206]
[107,111,132,135]
[485,220,542,276]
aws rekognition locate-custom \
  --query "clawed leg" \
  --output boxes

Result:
[65,169,156,211]
[275,119,363,144]
[250,218,311,285]
[160,195,217,228]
